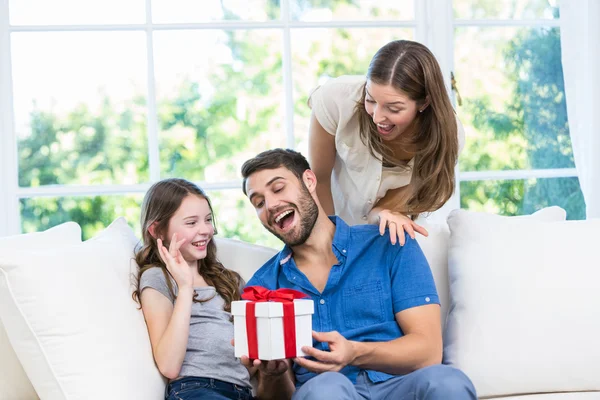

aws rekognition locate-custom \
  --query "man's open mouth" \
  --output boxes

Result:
[273,209,295,230]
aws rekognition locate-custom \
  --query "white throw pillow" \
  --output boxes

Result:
[0,218,165,400]
[214,237,278,284]
[444,211,600,398]
[416,206,567,332]
[0,222,82,400]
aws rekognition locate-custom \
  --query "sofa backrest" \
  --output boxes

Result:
[214,237,279,284]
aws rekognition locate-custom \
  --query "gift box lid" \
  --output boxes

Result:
[231,299,314,318]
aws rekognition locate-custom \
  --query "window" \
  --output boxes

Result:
[453,0,585,218]
[0,0,584,247]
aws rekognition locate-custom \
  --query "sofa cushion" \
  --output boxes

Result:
[0,222,81,400]
[494,393,600,400]
[416,206,567,332]
[0,218,165,400]
[444,211,600,398]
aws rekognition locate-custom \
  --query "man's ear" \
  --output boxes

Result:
[148,222,158,239]
[302,169,318,192]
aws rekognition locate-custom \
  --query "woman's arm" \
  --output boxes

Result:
[308,111,337,216]
[141,286,194,379]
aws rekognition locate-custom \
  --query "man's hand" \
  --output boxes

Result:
[294,331,356,373]
[232,339,290,379]
[240,356,289,378]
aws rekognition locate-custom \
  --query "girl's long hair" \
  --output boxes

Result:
[132,178,242,312]
[355,40,458,218]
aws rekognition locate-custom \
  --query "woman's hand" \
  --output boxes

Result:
[157,233,194,289]
[377,209,429,245]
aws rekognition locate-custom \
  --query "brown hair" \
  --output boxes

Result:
[132,178,242,312]
[241,148,311,195]
[356,40,458,217]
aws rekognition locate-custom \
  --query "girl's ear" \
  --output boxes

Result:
[148,222,158,239]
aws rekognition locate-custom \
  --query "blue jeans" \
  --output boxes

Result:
[292,365,477,400]
[165,376,253,400]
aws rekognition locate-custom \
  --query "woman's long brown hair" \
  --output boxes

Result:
[355,40,458,218]
[132,178,242,312]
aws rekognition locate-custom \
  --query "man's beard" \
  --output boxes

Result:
[264,183,319,247]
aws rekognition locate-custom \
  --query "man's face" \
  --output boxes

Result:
[245,167,319,246]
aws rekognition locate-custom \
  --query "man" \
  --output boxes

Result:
[240,149,476,400]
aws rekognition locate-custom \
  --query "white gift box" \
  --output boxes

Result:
[231,299,314,361]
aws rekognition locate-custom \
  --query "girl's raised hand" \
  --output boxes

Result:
[157,233,194,289]
[378,209,429,246]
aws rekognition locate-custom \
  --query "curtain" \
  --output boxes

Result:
[560,0,600,218]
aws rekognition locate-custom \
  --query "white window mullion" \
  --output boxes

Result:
[281,0,295,149]
[145,0,160,182]
[459,168,578,182]
[418,0,461,215]
[0,0,21,237]
[15,181,244,198]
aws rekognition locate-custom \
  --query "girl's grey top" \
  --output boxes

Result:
[139,267,250,388]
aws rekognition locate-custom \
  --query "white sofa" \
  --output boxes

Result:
[1,208,599,400]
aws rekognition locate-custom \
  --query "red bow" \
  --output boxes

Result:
[241,286,308,359]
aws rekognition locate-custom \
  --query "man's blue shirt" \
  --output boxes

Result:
[246,216,439,386]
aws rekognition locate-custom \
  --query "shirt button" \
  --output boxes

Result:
[342,249,346,253]
[320,299,325,305]
[376,176,381,181]
[425,297,431,302]
[368,199,372,204]
[362,215,367,220]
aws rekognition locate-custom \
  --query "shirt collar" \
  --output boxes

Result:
[278,216,350,267]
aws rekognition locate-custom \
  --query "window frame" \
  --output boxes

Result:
[0,0,578,237]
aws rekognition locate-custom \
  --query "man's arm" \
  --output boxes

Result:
[351,303,442,374]
[295,303,442,375]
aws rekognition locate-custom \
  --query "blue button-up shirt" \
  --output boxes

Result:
[246,216,439,386]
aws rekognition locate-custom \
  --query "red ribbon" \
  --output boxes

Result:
[241,286,308,359]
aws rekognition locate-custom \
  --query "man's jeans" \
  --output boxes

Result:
[293,365,477,400]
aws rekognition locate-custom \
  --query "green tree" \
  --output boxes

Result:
[459,10,585,219]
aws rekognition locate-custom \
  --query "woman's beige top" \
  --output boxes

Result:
[308,75,465,225]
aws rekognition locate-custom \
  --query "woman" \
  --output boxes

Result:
[308,40,464,245]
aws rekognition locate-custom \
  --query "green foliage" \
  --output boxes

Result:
[459,22,585,219]
[18,1,585,246]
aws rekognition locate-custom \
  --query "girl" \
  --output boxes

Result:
[308,40,465,245]
[133,178,252,400]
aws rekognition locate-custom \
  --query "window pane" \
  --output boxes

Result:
[154,30,284,182]
[292,28,413,152]
[9,0,145,25]
[291,0,414,21]
[209,189,282,249]
[453,0,559,19]
[20,194,143,240]
[460,177,585,219]
[13,32,149,187]
[455,27,573,172]
[151,0,279,23]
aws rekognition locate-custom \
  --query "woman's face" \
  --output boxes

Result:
[364,81,420,142]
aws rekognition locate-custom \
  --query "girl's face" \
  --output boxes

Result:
[164,194,214,268]
[364,81,420,142]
